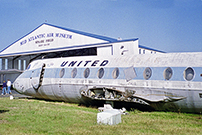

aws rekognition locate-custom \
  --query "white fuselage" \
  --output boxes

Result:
[13,52,202,113]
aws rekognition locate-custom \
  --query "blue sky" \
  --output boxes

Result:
[0,0,202,52]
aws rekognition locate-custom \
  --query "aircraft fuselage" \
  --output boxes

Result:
[13,52,202,113]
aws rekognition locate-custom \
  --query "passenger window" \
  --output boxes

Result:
[97,68,104,79]
[143,67,152,80]
[139,49,141,54]
[71,68,77,78]
[84,68,90,78]
[199,93,202,98]
[184,67,195,81]
[112,68,119,79]
[59,68,65,78]
[163,67,173,80]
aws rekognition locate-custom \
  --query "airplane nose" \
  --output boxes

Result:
[13,80,24,94]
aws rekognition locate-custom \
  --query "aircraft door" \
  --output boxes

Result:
[30,63,46,90]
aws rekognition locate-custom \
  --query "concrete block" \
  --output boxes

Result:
[97,110,121,125]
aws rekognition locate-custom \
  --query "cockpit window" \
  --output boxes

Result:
[32,69,41,77]
[18,70,32,78]
[26,64,31,70]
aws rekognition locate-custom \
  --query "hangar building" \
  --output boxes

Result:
[0,23,164,83]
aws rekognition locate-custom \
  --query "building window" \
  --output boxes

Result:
[84,68,90,78]
[71,68,77,78]
[184,67,195,81]
[112,68,119,79]
[163,67,173,80]
[143,67,152,80]
[143,50,145,54]
[139,49,141,54]
[97,68,104,79]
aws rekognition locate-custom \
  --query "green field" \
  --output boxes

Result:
[0,97,201,135]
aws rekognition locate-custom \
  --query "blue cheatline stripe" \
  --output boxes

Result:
[20,67,202,82]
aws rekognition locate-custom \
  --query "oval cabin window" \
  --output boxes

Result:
[163,67,173,80]
[112,68,119,79]
[71,68,77,78]
[97,68,104,79]
[143,67,152,80]
[59,68,65,78]
[84,68,90,78]
[184,67,195,81]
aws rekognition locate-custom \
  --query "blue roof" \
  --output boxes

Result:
[0,22,165,57]
[45,23,118,43]
[139,45,165,53]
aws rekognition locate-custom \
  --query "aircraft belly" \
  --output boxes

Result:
[51,84,80,103]
[37,78,84,103]
[146,89,202,113]
[39,78,201,113]
[22,87,42,99]
[181,90,202,113]
[39,85,58,100]
[13,76,202,113]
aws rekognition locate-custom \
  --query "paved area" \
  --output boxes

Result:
[0,89,31,99]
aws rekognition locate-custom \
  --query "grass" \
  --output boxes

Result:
[0,97,201,135]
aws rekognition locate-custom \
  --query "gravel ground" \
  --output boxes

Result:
[0,89,31,99]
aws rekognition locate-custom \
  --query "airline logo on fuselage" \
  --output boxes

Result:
[61,60,109,67]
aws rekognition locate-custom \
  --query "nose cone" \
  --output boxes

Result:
[13,79,24,94]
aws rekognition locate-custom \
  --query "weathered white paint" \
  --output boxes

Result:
[13,49,202,113]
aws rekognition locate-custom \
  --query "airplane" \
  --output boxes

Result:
[13,52,202,113]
